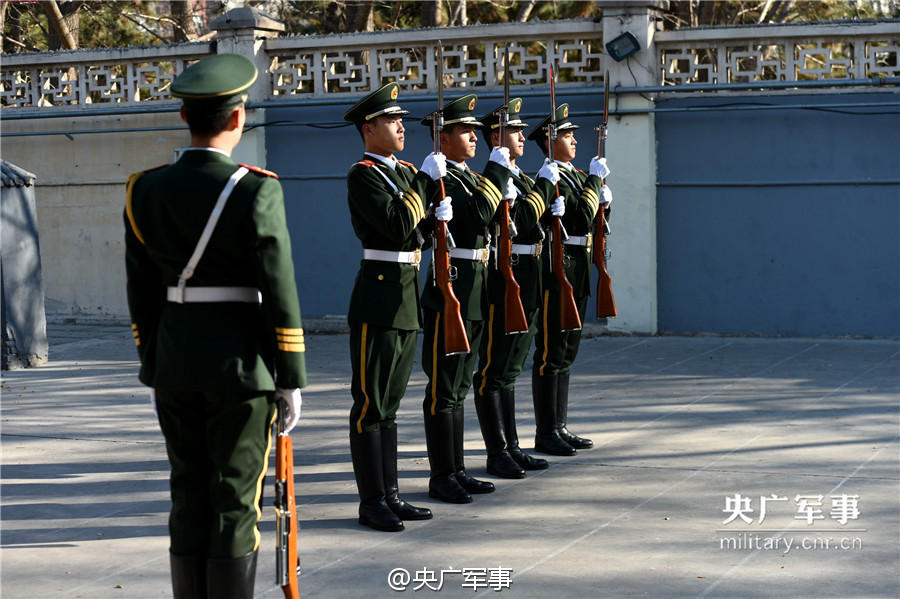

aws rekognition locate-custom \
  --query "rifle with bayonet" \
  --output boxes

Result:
[547,65,583,332]
[593,72,617,319]
[495,43,529,335]
[431,41,471,356]
[274,403,300,599]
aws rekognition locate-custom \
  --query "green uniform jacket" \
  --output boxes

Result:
[422,161,510,321]
[346,156,434,330]
[485,168,553,313]
[543,162,608,298]
[124,149,307,392]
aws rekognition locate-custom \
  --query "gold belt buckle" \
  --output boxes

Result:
[413,249,421,265]
[480,248,489,263]
[534,241,543,256]
[584,233,593,247]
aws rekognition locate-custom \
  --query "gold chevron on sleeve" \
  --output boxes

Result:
[525,191,546,220]
[477,179,501,209]
[131,323,141,347]
[403,189,425,221]
[276,327,306,353]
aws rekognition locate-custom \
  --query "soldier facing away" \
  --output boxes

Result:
[124,54,306,599]
[343,82,451,532]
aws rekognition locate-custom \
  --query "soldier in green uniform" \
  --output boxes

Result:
[420,94,512,503]
[124,54,306,599]
[471,98,563,478]
[527,103,612,456]
[343,82,451,532]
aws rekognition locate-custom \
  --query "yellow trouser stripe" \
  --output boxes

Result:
[252,409,277,551]
[539,289,551,376]
[356,323,369,434]
[429,312,441,416]
[477,304,496,396]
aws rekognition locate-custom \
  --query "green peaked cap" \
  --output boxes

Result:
[171,54,257,111]
[478,97,529,130]
[527,102,579,141]
[421,94,483,128]
[344,82,410,125]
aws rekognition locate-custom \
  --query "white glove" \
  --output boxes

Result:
[435,197,453,222]
[503,178,518,207]
[590,156,611,179]
[275,388,302,434]
[600,185,613,207]
[149,388,157,416]
[420,152,447,181]
[489,146,511,169]
[537,160,560,185]
[551,196,566,217]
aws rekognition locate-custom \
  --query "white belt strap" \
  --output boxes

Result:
[449,247,490,263]
[363,249,421,265]
[169,166,250,304]
[564,234,593,247]
[167,286,261,303]
[511,242,543,257]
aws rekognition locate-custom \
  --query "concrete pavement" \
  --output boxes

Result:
[2,324,898,598]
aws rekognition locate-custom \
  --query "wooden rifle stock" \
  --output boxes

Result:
[497,43,529,335]
[274,406,300,599]
[498,199,529,334]
[431,40,470,356]
[593,72,617,318]
[434,179,471,355]
[593,206,617,318]
[547,65,582,332]
[551,213,582,331]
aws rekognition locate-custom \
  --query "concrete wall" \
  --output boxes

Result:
[1,110,271,322]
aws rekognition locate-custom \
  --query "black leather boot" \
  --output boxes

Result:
[423,407,471,503]
[474,390,525,478]
[453,406,495,494]
[500,388,548,470]
[557,372,593,449]
[205,551,257,599]
[170,553,206,599]
[350,429,405,531]
[533,373,576,456]
[381,425,432,520]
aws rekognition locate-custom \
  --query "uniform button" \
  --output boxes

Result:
[377,274,384,280]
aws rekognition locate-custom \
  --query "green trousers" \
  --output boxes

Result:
[155,389,275,559]
[349,321,418,434]
[422,307,485,415]
[473,302,540,397]
[532,290,589,376]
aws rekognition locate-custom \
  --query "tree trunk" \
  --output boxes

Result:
[171,0,198,42]
[347,1,375,32]
[450,0,467,26]
[516,0,536,22]
[424,0,444,28]
[42,0,80,50]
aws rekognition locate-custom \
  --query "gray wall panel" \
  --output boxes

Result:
[656,93,900,337]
